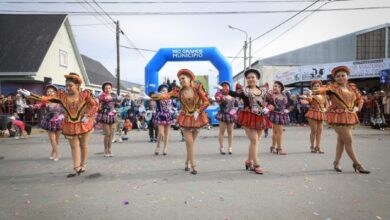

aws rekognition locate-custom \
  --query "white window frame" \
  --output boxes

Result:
[59,50,68,67]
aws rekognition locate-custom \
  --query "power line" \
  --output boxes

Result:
[78,0,116,33]
[120,45,157,52]
[251,0,321,42]
[252,1,330,56]
[0,0,356,4]
[1,6,388,15]
[92,0,116,23]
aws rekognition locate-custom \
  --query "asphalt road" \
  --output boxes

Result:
[0,126,389,220]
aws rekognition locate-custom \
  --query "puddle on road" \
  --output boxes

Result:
[354,133,390,139]
[0,157,4,160]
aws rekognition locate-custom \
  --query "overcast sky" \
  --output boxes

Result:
[1,0,390,88]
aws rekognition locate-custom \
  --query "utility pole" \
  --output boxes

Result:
[243,40,247,71]
[116,20,120,95]
[248,37,252,69]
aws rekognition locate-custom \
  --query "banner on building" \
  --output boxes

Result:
[274,58,390,85]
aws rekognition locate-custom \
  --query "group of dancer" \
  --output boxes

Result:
[17,65,370,177]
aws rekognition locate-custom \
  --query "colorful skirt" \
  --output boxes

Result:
[305,109,326,121]
[216,111,236,123]
[62,117,94,136]
[41,119,62,131]
[154,111,176,125]
[96,112,116,124]
[326,110,359,126]
[177,111,208,129]
[269,111,289,125]
[237,110,272,130]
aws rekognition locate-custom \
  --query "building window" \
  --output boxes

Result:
[356,28,386,60]
[59,50,68,67]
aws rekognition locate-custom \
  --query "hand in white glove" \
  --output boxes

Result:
[303,88,312,96]
[58,114,65,120]
[17,89,31,97]
[81,116,89,123]
[262,107,269,114]
[214,85,223,90]
[141,93,151,100]
[117,95,123,100]
[353,106,359,113]
[284,109,290,114]
[193,111,199,120]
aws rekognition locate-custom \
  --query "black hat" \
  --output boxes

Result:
[219,81,231,88]
[274,81,285,92]
[102,81,113,91]
[244,69,261,79]
[158,84,169,92]
[44,84,58,92]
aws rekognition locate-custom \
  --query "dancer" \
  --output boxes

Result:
[313,66,370,174]
[215,81,238,155]
[268,81,289,155]
[96,82,121,157]
[227,69,272,174]
[303,80,327,154]
[18,73,98,177]
[153,84,176,156]
[152,69,209,174]
[34,85,64,161]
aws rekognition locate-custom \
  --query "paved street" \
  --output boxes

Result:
[0,126,389,220]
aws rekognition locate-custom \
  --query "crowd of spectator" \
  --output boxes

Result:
[1,86,389,138]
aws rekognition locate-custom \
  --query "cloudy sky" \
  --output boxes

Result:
[1,0,390,88]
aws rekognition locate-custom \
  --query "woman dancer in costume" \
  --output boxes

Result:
[215,82,238,155]
[268,81,289,155]
[152,69,209,174]
[313,66,370,174]
[153,84,177,156]
[304,80,327,153]
[96,82,121,157]
[18,73,98,177]
[226,69,272,174]
[34,85,64,161]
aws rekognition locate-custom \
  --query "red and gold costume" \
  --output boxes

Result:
[30,90,98,136]
[305,94,327,121]
[317,83,363,126]
[154,83,209,129]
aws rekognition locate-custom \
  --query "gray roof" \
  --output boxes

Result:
[82,54,131,91]
[0,14,67,73]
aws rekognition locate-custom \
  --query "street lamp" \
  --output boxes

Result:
[228,25,252,71]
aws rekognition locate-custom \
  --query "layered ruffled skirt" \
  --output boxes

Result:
[237,110,272,130]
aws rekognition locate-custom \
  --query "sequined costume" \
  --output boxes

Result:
[229,87,272,130]
[268,94,289,125]
[30,90,98,136]
[215,91,238,123]
[96,92,119,124]
[318,83,363,126]
[154,99,176,125]
[154,82,209,129]
[305,95,327,121]
[35,103,64,131]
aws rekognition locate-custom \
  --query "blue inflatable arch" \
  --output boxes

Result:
[145,47,232,94]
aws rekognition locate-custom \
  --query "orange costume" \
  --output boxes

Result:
[30,90,98,136]
[318,83,363,126]
[155,83,209,129]
[305,94,327,121]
